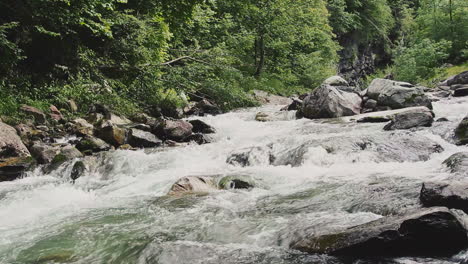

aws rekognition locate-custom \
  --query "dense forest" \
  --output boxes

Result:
[0,0,466,119]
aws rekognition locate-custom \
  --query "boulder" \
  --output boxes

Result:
[455,115,468,145]
[0,122,31,158]
[363,99,378,110]
[95,120,127,147]
[132,123,152,132]
[128,128,162,148]
[45,145,83,173]
[290,207,468,257]
[443,152,468,174]
[454,87,468,97]
[281,98,303,111]
[383,107,433,130]
[20,105,46,124]
[301,83,362,119]
[323,76,349,87]
[70,161,86,182]
[189,120,216,134]
[436,117,449,122]
[29,142,60,164]
[49,105,64,121]
[185,99,222,116]
[252,90,293,106]
[446,71,468,86]
[76,136,111,154]
[0,156,35,182]
[70,118,94,137]
[366,79,432,109]
[218,175,255,190]
[152,119,193,141]
[421,182,468,213]
[168,176,218,195]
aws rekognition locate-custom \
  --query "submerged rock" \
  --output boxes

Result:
[168,176,218,195]
[383,107,433,130]
[421,182,468,213]
[70,160,86,182]
[226,146,272,167]
[357,116,391,123]
[455,115,468,145]
[443,152,468,174]
[301,82,362,119]
[291,207,468,257]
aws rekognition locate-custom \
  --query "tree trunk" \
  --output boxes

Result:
[254,34,265,78]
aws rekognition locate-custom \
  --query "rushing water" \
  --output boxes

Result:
[0,96,467,264]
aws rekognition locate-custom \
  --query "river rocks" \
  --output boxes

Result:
[49,105,64,121]
[290,207,468,257]
[76,136,111,154]
[282,98,302,111]
[45,145,83,173]
[185,99,222,116]
[0,122,31,158]
[301,82,362,119]
[168,176,218,195]
[454,87,468,97]
[226,146,272,167]
[152,119,193,141]
[95,120,127,147]
[218,175,255,190]
[366,79,432,110]
[443,152,468,174]
[363,99,378,111]
[323,76,349,87]
[70,161,86,182]
[252,90,292,105]
[455,115,468,145]
[189,120,216,134]
[128,128,162,148]
[383,107,433,131]
[70,118,94,137]
[421,182,468,213]
[445,71,468,86]
[0,156,35,182]
[357,116,391,123]
[20,105,46,124]
[184,133,213,145]
[29,142,60,164]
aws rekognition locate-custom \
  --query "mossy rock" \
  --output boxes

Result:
[218,175,255,190]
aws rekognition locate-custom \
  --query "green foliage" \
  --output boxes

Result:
[393,38,451,83]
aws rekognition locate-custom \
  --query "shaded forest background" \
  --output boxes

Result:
[0,0,466,118]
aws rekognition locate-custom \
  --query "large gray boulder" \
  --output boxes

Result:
[128,128,162,148]
[446,71,468,86]
[366,79,432,109]
[0,121,31,158]
[421,182,468,213]
[29,142,60,164]
[455,115,468,145]
[95,120,127,147]
[301,82,362,119]
[152,119,193,141]
[75,136,111,154]
[383,107,433,130]
[290,207,468,257]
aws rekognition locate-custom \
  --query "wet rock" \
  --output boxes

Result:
[189,120,216,134]
[383,107,433,131]
[70,118,94,137]
[152,119,193,141]
[281,98,303,111]
[20,105,46,124]
[218,175,255,190]
[291,207,468,257]
[455,115,468,145]
[184,133,214,145]
[366,79,432,109]
[185,99,222,116]
[421,182,468,213]
[70,160,86,182]
[0,156,35,182]
[446,71,468,86]
[454,87,468,97]
[255,112,270,122]
[49,105,64,121]
[95,120,127,147]
[433,90,451,98]
[226,146,272,167]
[45,145,83,173]
[357,116,391,123]
[443,152,468,174]
[29,142,60,164]
[76,136,111,154]
[0,121,31,158]
[252,90,292,105]
[168,176,218,195]
[302,83,362,119]
[436,117,449,122]
[363,99,378,110]
[128,128,162,148]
